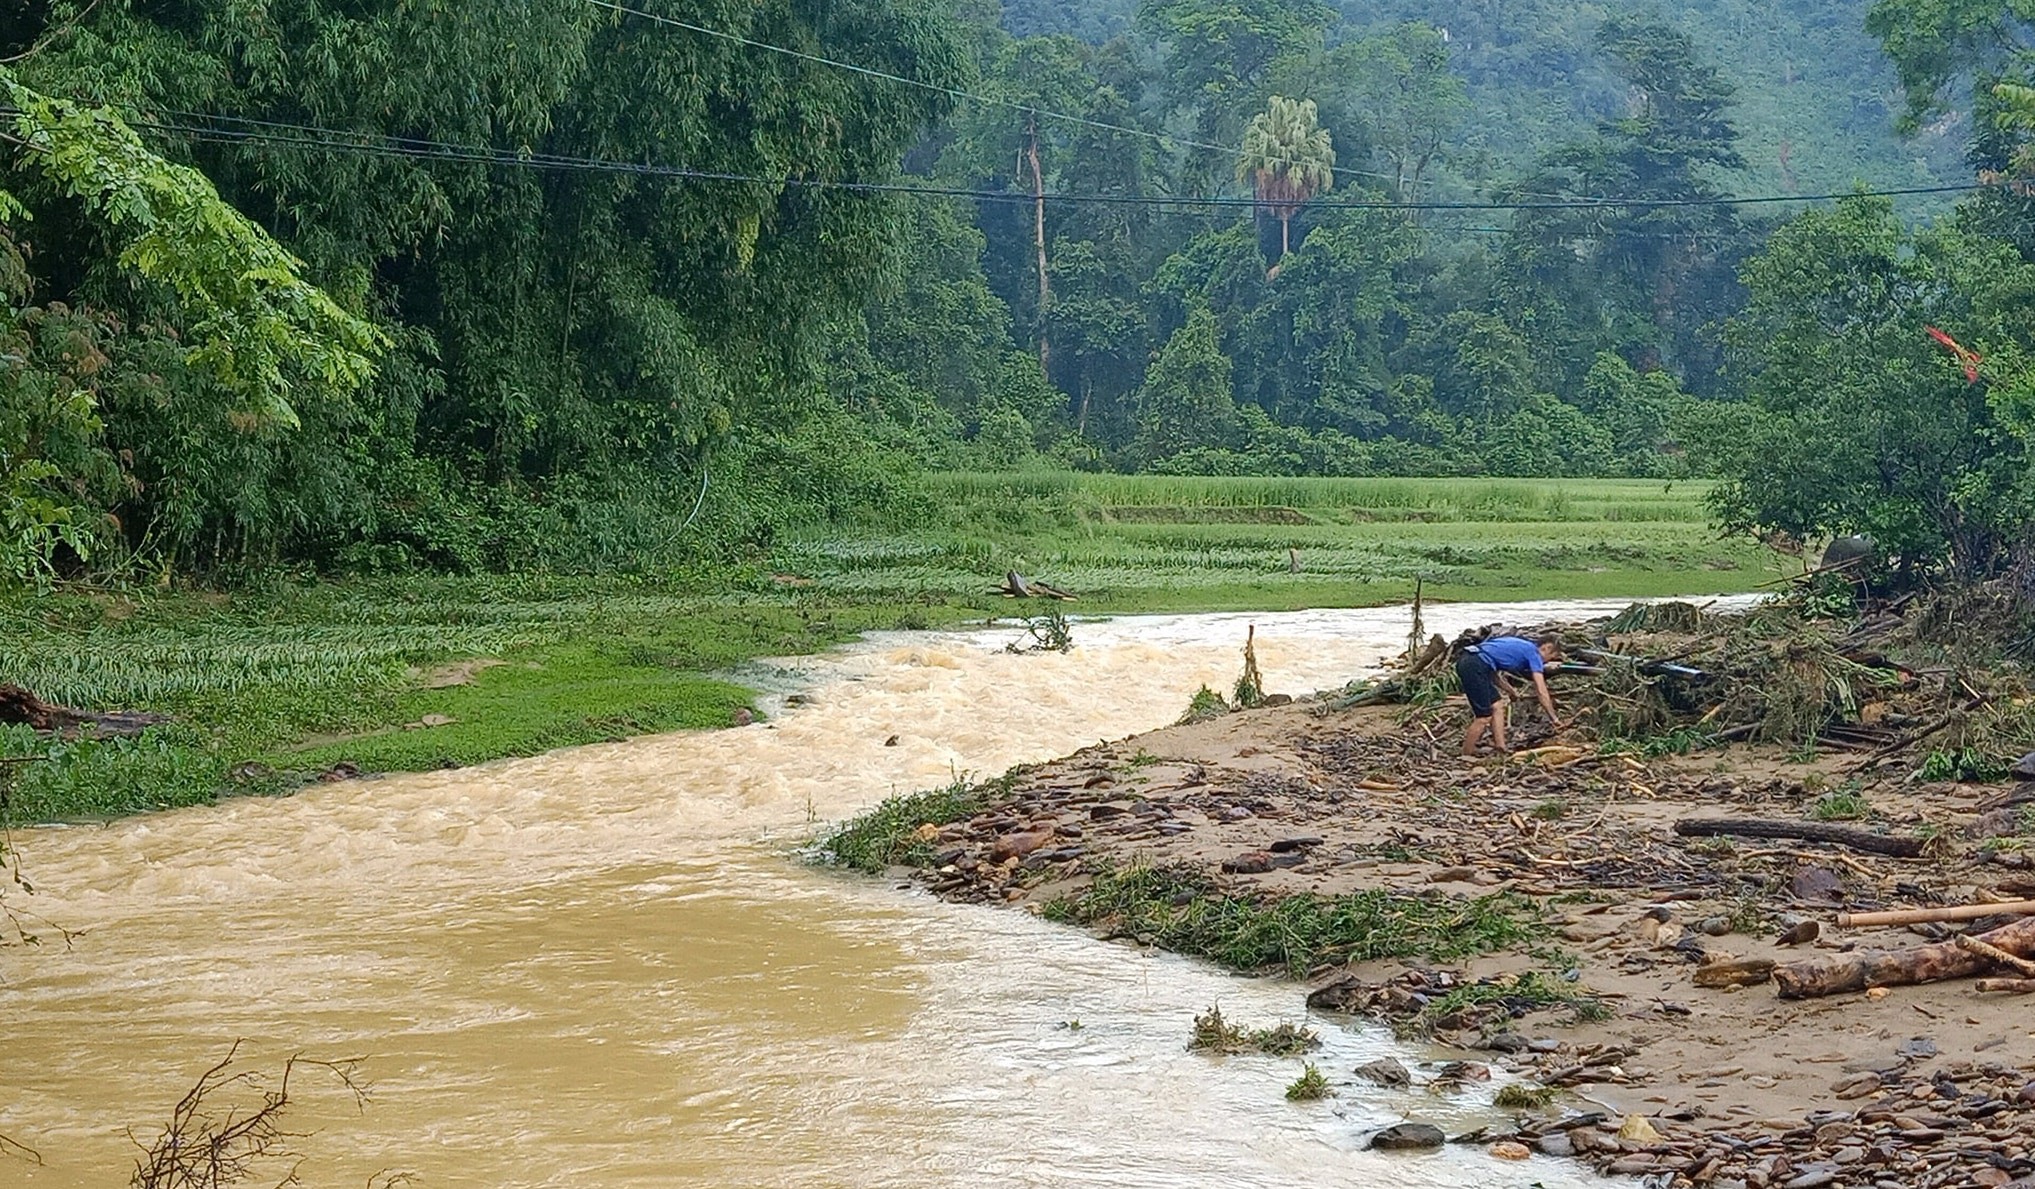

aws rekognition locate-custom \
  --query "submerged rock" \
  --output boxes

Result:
[1353,1057,1412,1088]
[1368,1122,1445,1151]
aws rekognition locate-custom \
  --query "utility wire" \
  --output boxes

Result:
[589,0,1974,211]
[584,0,1557,199]
[90,108,1993,213]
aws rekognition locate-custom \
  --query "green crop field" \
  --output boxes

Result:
[780,473,1784,612]
[0,472,1791,822]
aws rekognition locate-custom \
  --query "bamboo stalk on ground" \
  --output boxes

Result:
[1835,900,2035,928]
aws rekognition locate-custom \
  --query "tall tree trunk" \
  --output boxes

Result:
[1077,375,1092,434]
[1027,117,1051,376]
[1280,213,1291,259]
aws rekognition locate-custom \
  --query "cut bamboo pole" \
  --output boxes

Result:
[1835,900,2035,929]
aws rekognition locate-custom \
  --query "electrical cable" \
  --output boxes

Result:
[96,108,1992,213]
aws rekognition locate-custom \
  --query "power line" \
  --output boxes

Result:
[4,99,1991,215]
[589,0,1972,211]
[584,0,1506,198]
[108,108,1994,214]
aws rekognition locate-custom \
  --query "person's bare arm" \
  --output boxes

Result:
[1533,672,1561,728]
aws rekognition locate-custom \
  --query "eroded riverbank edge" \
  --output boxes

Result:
[834,695,2035,1189]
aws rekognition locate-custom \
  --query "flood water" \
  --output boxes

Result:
[0,598,1729,1187]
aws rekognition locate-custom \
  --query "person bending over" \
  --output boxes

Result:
[1455,636,1563,756]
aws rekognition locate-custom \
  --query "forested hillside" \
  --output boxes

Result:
[4,0,2034,587]
[1000,0,1963,194]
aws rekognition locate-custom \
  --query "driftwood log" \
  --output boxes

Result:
[1773,914,2035,999]
[0,683,168,739]
[1672,817,1926,858]
[990,571,1077,601]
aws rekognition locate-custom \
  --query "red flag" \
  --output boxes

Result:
[1926,325,1983,384]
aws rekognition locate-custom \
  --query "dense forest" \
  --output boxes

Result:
[4,0,2035,582]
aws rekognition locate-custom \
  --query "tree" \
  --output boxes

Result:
[1500,17,1753,391]
[1236,95,1335,259]
[1138,0,1335,186]
[1,73,385,579]
[1714,196,2035,576]
[1865,0,2035,131]
[1135,306,1239,463]
[1340,24,1469,203]
[944,36,1098,375]
[2,76,384,430]
[5,0,971,572]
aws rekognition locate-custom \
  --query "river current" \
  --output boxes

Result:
[1,598,1723,1187]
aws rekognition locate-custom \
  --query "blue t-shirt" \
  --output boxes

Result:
[1475,636,1544,676]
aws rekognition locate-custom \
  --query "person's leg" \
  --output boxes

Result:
[1491,698,1511,751]
[1456,651,1499,756]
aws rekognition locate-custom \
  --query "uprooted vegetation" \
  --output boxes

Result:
[1346,582,2035,771]
[1186,1004,1323,1056]
[1040,862,1538,976]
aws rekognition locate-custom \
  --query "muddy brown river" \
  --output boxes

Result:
[1,600,1719,1187]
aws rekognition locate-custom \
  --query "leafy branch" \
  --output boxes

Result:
[0,72,385,430]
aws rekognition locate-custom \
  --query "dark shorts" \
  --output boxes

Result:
[1456,651,1502,718]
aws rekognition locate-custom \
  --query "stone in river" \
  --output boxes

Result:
[1353,1058,1412,1087]
[989,828,1054,863]
[1534,1132,1575,1158]
[1368,1122,1445,1151]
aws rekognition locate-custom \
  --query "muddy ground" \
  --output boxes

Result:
[893,692,2035,1188]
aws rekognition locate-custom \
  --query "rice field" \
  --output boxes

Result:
[786,473,1783,610]
[924,473,1712,523]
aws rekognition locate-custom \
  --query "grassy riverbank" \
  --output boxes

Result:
[0,473,1782,822]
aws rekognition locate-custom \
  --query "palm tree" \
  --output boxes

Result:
[1236,96,1336,261]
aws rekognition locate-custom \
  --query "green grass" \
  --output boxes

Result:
[1807,788,1869,822]
[1398,970,1608,1038]
[1285,1063,1333,1101]
[778,472,1781,611]
[1040,862,1537,976]
[812,777,986,873]
[0,470,1779,824]
[0,578,985,822]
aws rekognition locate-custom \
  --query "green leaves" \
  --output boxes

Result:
[2,76,385,430]
[1716,195,2035,575]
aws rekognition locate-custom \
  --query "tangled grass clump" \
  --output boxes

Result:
[816,776,983,873]
[1043,862,1535,976]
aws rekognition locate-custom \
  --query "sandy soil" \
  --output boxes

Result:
[903,694,2035,1186]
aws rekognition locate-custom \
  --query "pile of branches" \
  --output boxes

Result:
[1349,596,2035,769]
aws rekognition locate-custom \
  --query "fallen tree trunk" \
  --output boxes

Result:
[1672,817,1926,858]
[0,683,168,739]
[989,571,1078,601]
[1975,978,2035,994]
[1773,914,2035,999]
